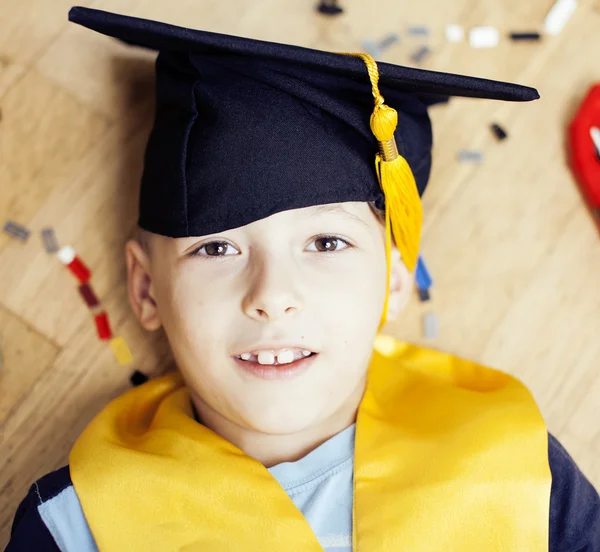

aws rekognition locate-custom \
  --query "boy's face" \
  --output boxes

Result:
[125,201,412,436]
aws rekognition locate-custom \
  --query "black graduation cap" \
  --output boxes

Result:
[68,6,539,247]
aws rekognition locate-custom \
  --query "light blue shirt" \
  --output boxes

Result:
[268,423,355,551]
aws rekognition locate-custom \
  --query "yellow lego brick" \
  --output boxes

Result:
[110,336,133,366]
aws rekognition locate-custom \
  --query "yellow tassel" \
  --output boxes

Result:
[335,52,423,332]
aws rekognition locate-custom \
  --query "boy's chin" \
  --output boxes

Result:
[242,409,323,436]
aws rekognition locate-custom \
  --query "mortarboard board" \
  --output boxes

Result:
[68,6,539,331]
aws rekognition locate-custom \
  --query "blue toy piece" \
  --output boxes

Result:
[415,255,433,290]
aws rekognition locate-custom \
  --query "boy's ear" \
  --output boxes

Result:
[125,239,162,331]
[385,243,414,322]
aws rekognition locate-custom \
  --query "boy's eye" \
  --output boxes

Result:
[193,242,237,257]
[190,235,351,258]
[307,235,351,253]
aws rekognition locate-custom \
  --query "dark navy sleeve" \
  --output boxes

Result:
[549,433,600,552]
[4,483,61,552]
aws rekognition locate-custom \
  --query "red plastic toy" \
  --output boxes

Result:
[94,311,113,340]
[67,257,91,284]
[568,83,600,235]
[78,282,99,308]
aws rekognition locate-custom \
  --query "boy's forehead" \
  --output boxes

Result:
[289,201,365,218]
[167,202,372,245]
[302,202,374,226]
[309,202,363,215]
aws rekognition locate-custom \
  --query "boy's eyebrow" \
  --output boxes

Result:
[304,204,370,228]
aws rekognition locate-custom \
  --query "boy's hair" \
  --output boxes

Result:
[367,201,386,227]
[134,201,392,256]
[367,202,398,248]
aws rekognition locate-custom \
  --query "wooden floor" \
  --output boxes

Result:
[1,0,599,546]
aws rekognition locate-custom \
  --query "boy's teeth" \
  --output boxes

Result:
[259,350,291,365]
[238,349,313,365]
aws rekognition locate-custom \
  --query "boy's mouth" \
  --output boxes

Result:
[234,349,315,366]
[232,352,318,380]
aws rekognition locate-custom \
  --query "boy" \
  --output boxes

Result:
[5,6,600,551]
